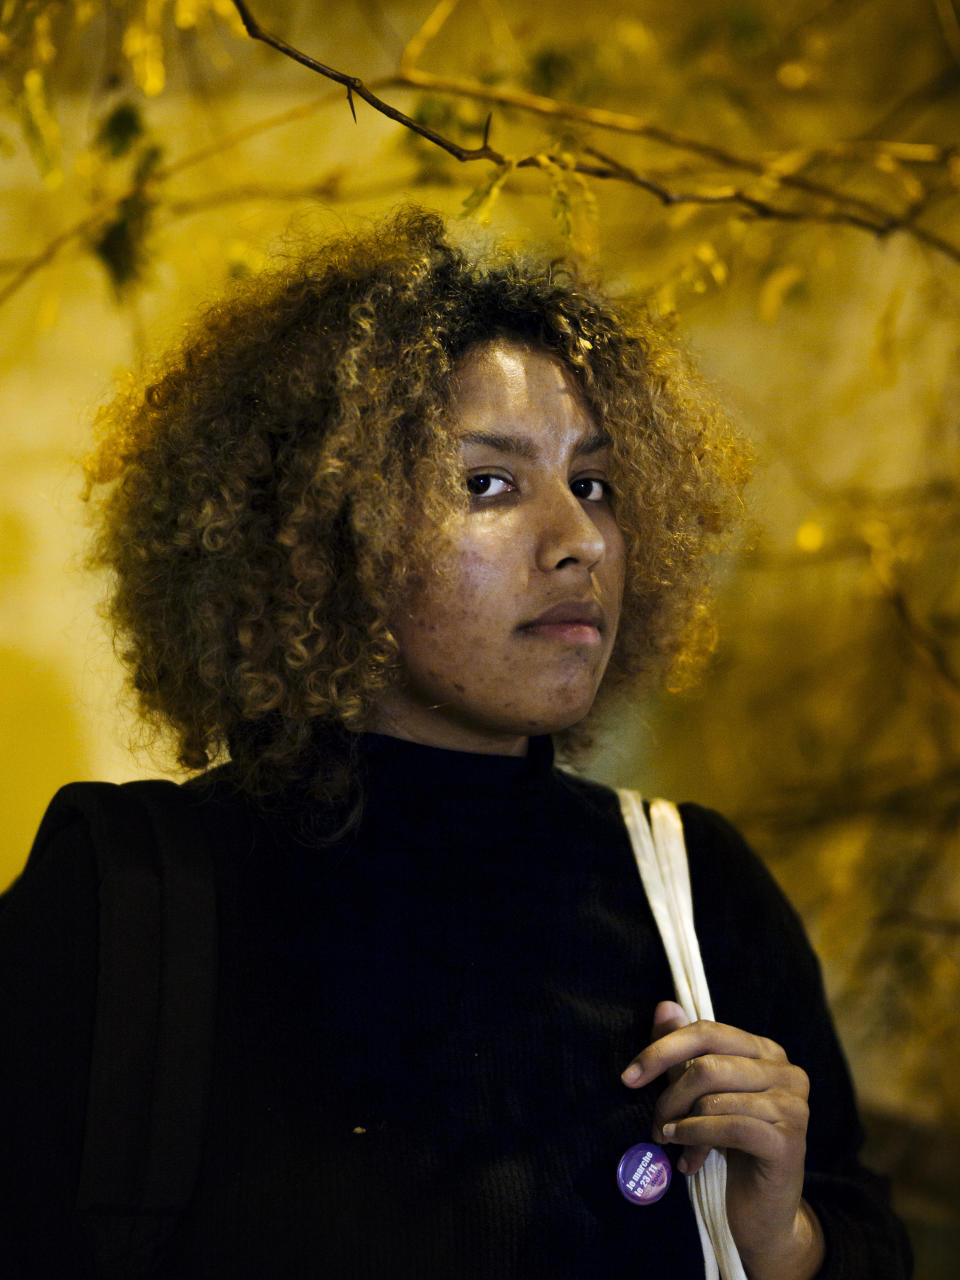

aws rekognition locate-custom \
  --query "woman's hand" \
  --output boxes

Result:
[621,1001,825,1280]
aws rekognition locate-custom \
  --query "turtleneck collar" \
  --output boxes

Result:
[355,731,555,798]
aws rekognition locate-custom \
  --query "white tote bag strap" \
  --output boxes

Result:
[617,789,748,1280]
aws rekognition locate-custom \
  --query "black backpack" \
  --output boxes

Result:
[42,780,218,1279]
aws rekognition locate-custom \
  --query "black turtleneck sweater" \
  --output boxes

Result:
[0,735,910,1278]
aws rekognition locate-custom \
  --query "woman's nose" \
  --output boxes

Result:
[533,485,607,573]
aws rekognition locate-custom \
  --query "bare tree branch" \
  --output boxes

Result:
[0,209,105,309]
[230,1,960,264]
[5,1,960,312]
[160,89,348,179]
[0,85,355,307]
[932,0,960,67]
[392,65,948,220]
[231,0,500,164]
[581,146,896,237]
[165,178,348,215]
[399,0,462,76]
[735,762,960,830]
[879,909,960,936]
[882,576,960,707]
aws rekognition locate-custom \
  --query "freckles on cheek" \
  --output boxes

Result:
[455,545,501,588]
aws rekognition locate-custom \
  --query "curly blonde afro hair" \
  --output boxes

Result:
[85,207,748,799]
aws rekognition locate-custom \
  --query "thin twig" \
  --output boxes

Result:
[0,210,103,308]
[398,0,462,76]
[886,581,960,705]
[231,0,500,163]
[735,763,960,830]
[932,0,960,67]
[582,146,894,236]
[165,182,342,214]
[392,67,960,259]
[229,1,960,264]
[160,89,348,179]
[0,85,355,305]
[868,549,960,708]
[6,3,960,311]
[878,909,960,936]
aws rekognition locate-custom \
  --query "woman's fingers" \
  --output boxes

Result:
[621,1018,787,1086]
[656,1086,809,1176]
[659,1084,809,1135]
[648,1000,691,1086]
[672,1141,712,1177]
[653,1055,809,1133]
[619,1010,822,1276]
[621,1014,810,1172]
[664,1110,803,1156]
[650,999,690,1037]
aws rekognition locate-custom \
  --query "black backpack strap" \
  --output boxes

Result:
[63,779,217,1279]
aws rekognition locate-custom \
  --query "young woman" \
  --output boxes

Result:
[0,209,910,1278]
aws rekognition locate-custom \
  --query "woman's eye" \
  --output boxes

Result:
[570,477,609,502]
[466,474,513,497]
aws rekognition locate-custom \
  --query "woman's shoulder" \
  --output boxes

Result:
[3,771,241,932]
[552,774,812,959]
[555,770,783,879]
[675,801,808,933]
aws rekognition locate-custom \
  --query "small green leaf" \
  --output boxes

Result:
[539,155,597,258]
[95,102,144,158]
[133,141,164,184]
[527,46,578,97]
[91,189,155,298]
[460,161,515,224]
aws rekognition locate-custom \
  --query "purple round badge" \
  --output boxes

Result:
[616,1142,672,1205]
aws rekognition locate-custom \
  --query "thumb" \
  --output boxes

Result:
[651,999,691,1040]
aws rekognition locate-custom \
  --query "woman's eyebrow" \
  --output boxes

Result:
[457,429,611,458]
[575,429,613,456]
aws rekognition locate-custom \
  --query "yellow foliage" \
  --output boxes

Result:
[174,0,201,27]
[73,148,99,180]
[224,237,267,277]
[871,287,904,385]
[694,242,728,286]
[776,61,811,90]
[667,202,701,229]
[536,153,598,259]
[460,160,516,225]
[654,280,677,318]
[758,263,802,323]
[614,18,655,57]
[122,0,170,96]
[37,290,59,329]
[20,67,61,179]
[764,149,810,179]
[795,520,825,553]
[874,153,925,204]
[860,518,892,553]
[815,821,873,901]
[32,7,55,63]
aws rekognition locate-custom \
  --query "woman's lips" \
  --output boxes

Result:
[518,601,604,645]
[521,621,602,645]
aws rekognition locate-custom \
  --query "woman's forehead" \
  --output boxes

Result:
[447,338,596,436]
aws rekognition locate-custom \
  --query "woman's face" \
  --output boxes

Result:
[370,339,626,755]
